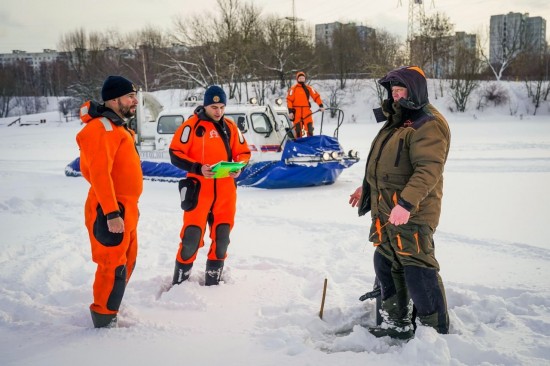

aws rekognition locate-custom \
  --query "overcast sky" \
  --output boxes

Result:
[1,0,549,54]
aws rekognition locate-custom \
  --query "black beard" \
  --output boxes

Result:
[118,100,136,118]
[122,108,135,118]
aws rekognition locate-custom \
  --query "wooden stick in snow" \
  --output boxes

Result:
[319,278,328,319]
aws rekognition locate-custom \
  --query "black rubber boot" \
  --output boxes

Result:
[205,259,224,286]
[90,309,118,329]
[418,312,441,330]
[368,287,414,340]
[172,261,193,285]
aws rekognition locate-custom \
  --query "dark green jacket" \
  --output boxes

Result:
[358,66,451,229]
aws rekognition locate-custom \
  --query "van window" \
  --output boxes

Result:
[225,113,248,133]
[158,115,184,134]
[276,112,292,130]
[251,113,272,134]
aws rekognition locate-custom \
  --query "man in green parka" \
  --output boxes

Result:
[350,65,451,339]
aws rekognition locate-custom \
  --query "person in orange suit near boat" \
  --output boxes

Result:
[286,71,325,138]
[77,75,142,328]
[169,85,251,286]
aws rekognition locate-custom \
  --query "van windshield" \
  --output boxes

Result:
[250,113,272,134]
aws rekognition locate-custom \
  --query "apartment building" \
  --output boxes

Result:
[489,12,547,64]
[315,22,375,48]
[0,49,61,69]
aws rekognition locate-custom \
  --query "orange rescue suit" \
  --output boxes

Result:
[169,108,250,266]
[76,101,143,315]
[287,82,324,137]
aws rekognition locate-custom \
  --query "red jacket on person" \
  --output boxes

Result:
[77,100,143,215]
[287,72,324,137]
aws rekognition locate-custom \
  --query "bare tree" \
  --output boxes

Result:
[363,29,406,77]
[327,23,365,89]
[168,6,226,88]
[59,28,89,78]
[518,52,548,115]
[214,0,264,99]
[448,46,481,112]
[0,64,17,117]
[125,26,170,91]
[58,28,105,100]
[479,16,527,81]
[325,80,345,117]
[411,12,454,78]
[58,97,80,121]
[255,16,295,89]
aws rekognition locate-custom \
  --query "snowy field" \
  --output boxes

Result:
[1,99,550,365]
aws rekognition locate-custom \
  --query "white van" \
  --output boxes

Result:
[146,98,292,164]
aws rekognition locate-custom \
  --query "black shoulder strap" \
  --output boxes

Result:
[301,83,311,101]
[215,118,233,161]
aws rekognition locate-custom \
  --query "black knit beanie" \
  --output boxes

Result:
[101,76,136,101]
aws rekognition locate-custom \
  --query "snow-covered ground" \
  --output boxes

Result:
[1,82,549,365]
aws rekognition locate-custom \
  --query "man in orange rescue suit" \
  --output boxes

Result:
[286,71,325,138]
[169,85,251,286]
[77,76,142,328]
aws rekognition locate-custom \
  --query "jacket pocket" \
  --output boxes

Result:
[379,173,409,190]
[93,203,125,247]
[388,224,419,256]
[179,177,201,211]
[369,217,384,245]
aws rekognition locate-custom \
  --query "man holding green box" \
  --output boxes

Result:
[169,85,251,286]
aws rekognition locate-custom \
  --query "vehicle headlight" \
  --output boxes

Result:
[249,97,258,105]
[275,97,283,106]
[157,138,167,149]
[331,151,340,159]
[322,152,331,161]
[348,149,359,158]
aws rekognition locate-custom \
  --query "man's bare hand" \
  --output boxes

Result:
[389,205,410,226]
[201,164,215,178]
[107,217,124,233]
[349,186,362,207]
[229,169,241,179]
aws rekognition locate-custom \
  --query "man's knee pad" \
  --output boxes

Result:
[107,265,127,311]
[307,123,314,136]
[181,226,202,261]
[403,266,441,315]
[215,224,231,259]
[374,251,396,300]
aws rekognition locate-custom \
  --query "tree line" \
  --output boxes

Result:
[1,0,549,117]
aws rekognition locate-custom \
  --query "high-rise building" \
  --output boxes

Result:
[454,32,477,52]
[315,22,375,49]
[526,16,547,56]
[489,12,547,64]
[414,31,477,78]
